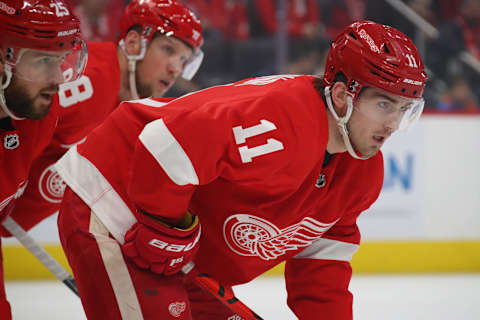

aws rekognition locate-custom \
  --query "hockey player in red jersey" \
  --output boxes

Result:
[6,0,204,233]
[56,21,427,319]
[0,0,86,317]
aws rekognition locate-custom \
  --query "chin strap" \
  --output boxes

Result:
[119,38,148,100]
[324,86,370,160]
[0,64,25,120]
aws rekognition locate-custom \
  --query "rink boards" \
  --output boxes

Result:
[4,114,480,279]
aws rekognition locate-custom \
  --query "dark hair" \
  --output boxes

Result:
[313,72,347,93]
[312,72,347,103]
[126,25,164,41]
[127,25,143,35]
[312,72,367,107]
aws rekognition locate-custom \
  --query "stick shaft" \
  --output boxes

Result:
[183,262,263,320]
[2,216,79,296]
[2,217,261,318]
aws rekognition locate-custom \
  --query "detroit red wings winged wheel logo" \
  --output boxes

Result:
[39,164,66,203]
[223,214,338,260]
[168,301,186,318]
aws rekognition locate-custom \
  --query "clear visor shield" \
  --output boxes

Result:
[351,96,425,131]
[11,39,88,84]
[182,49,203,80]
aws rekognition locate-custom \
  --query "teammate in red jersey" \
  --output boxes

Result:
[56,21,427,319]
[6,0,204,233]
[0,0,86,317]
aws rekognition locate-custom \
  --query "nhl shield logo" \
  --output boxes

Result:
[315,174,326,188]
[4,133,19,150]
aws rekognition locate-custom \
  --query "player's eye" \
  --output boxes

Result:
[36,56,64,67]
[377,101,390,110]
[162,45,175,55]
[38,57,53,65]
[400,104,412,113]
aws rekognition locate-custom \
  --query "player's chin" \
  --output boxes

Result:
[365,146,380,157]
[152,86,169,98]
[29,101,52,120]
[356,145,379,158]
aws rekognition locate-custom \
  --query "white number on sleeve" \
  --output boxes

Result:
[58,75,94,108]
[232,120,284,163]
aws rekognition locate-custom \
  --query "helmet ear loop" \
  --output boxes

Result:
[324,86,370,160]
[119,37,148,100]
[1,64,13,90]
[0,63,25,120]
[324,86,354,135]
[2,47,24,89]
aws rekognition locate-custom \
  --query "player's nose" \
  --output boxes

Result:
[384,113,401,132]
[48,66,65,86]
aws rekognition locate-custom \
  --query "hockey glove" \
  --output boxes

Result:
[122,211,201,275]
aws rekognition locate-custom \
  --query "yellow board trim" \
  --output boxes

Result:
[3,241,480,280]
[264,240,480,276]
[3,245,72,280]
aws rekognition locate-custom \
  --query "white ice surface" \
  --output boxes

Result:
[6,274,480,319]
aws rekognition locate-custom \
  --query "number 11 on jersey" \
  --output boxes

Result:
[232,119,284,163]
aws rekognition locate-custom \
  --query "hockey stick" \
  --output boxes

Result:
[1,216,79,296]
[182,262,263,320]
[2,216,261,318]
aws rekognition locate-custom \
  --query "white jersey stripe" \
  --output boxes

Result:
[293,237,359,262]
[60,136,86,149]
[55,146,136,243]
[90,212,144,320]
[128,98,169,107]
[139,119,199,186]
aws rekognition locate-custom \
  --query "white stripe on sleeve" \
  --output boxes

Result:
[139,119,199,186]
[129,98,169,107]
[294,238,359,262]
[55,146,136,244]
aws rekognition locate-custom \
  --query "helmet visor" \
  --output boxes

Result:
[182,49,203,80]
[12,38,88,84]
[352,96,425,131]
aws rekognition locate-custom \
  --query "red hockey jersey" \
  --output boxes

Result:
[56,75,383,319]
[7,42,120,230]
[0,100,60,220]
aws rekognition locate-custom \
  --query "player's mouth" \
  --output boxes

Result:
[372,135,386,145]
[159,79,171,88]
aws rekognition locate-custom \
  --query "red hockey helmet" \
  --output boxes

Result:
[119,0,203,51]
[0,0,87,82]
[323,20,427,100]
[0,0,82,52]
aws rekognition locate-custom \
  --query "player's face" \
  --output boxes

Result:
[347,87,415,157]
[3,49,66,120]
[135,35,193,98]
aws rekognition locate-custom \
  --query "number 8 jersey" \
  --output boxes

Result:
[56,75,384,319]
